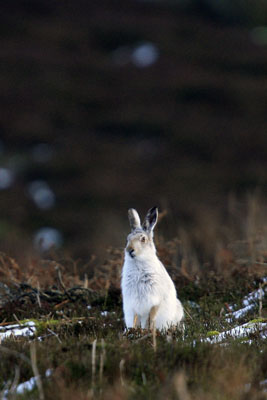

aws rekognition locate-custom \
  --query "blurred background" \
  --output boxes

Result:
[0,0,267,269]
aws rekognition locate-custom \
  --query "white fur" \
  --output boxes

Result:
[121,208,184,330]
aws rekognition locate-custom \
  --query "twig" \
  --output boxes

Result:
[0,321,17,327]
[30,342,44,400]
[91,339,97,388]
[173,371,192,400]
[54,299,70,310]
[55,266,72,300]
[47,328,62,344]
[183,306,193,321]
[142,372,147,386]
[9,365,20,400]
[119,359,125,387]
[12,314,21,326]
[99,338,106,386]
[84,273,88,288]
[36,281,42,308]
[259,282,263,318]
[55,265,65,289]
[133,333,152,343]
[152,326,157,352]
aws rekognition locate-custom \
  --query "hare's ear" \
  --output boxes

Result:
[142,207,158,233]
[128,208,141,231]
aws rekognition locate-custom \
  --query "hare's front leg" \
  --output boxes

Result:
[147,305,159,330]
[133,314,140,328]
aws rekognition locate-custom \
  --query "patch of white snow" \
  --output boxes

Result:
[205,322,267,344]
[0,321,36,342]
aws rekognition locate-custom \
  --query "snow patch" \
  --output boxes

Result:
[2,369,52,399]
[0,321,36,342]
[205,322,267,344]
[101,311,109,316]
[226,279,266,321]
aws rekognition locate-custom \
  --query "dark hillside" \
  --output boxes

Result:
[0,0,266,263]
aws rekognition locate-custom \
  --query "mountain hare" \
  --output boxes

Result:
[121,207,184,330]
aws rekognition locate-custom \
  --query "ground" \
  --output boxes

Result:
[0,239,266,400]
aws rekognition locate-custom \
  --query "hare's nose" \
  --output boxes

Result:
[129,249,135,258]
[127,246,135,258]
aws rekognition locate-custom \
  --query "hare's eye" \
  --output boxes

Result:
[140,236,146,243]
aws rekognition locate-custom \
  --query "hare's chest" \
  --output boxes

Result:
[125,269,156,296]
[125,271,162,314]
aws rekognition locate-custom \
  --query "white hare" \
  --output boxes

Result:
[121,207,184,330]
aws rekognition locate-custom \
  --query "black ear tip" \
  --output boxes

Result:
[147,206,158,219]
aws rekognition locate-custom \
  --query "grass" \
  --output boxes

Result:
[0,246,266,399]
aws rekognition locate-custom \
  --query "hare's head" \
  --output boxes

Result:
[125,207,158,258]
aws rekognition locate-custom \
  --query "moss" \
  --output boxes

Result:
[206,330,220,337]
[247,318,267,325]
[19,318,61,334]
